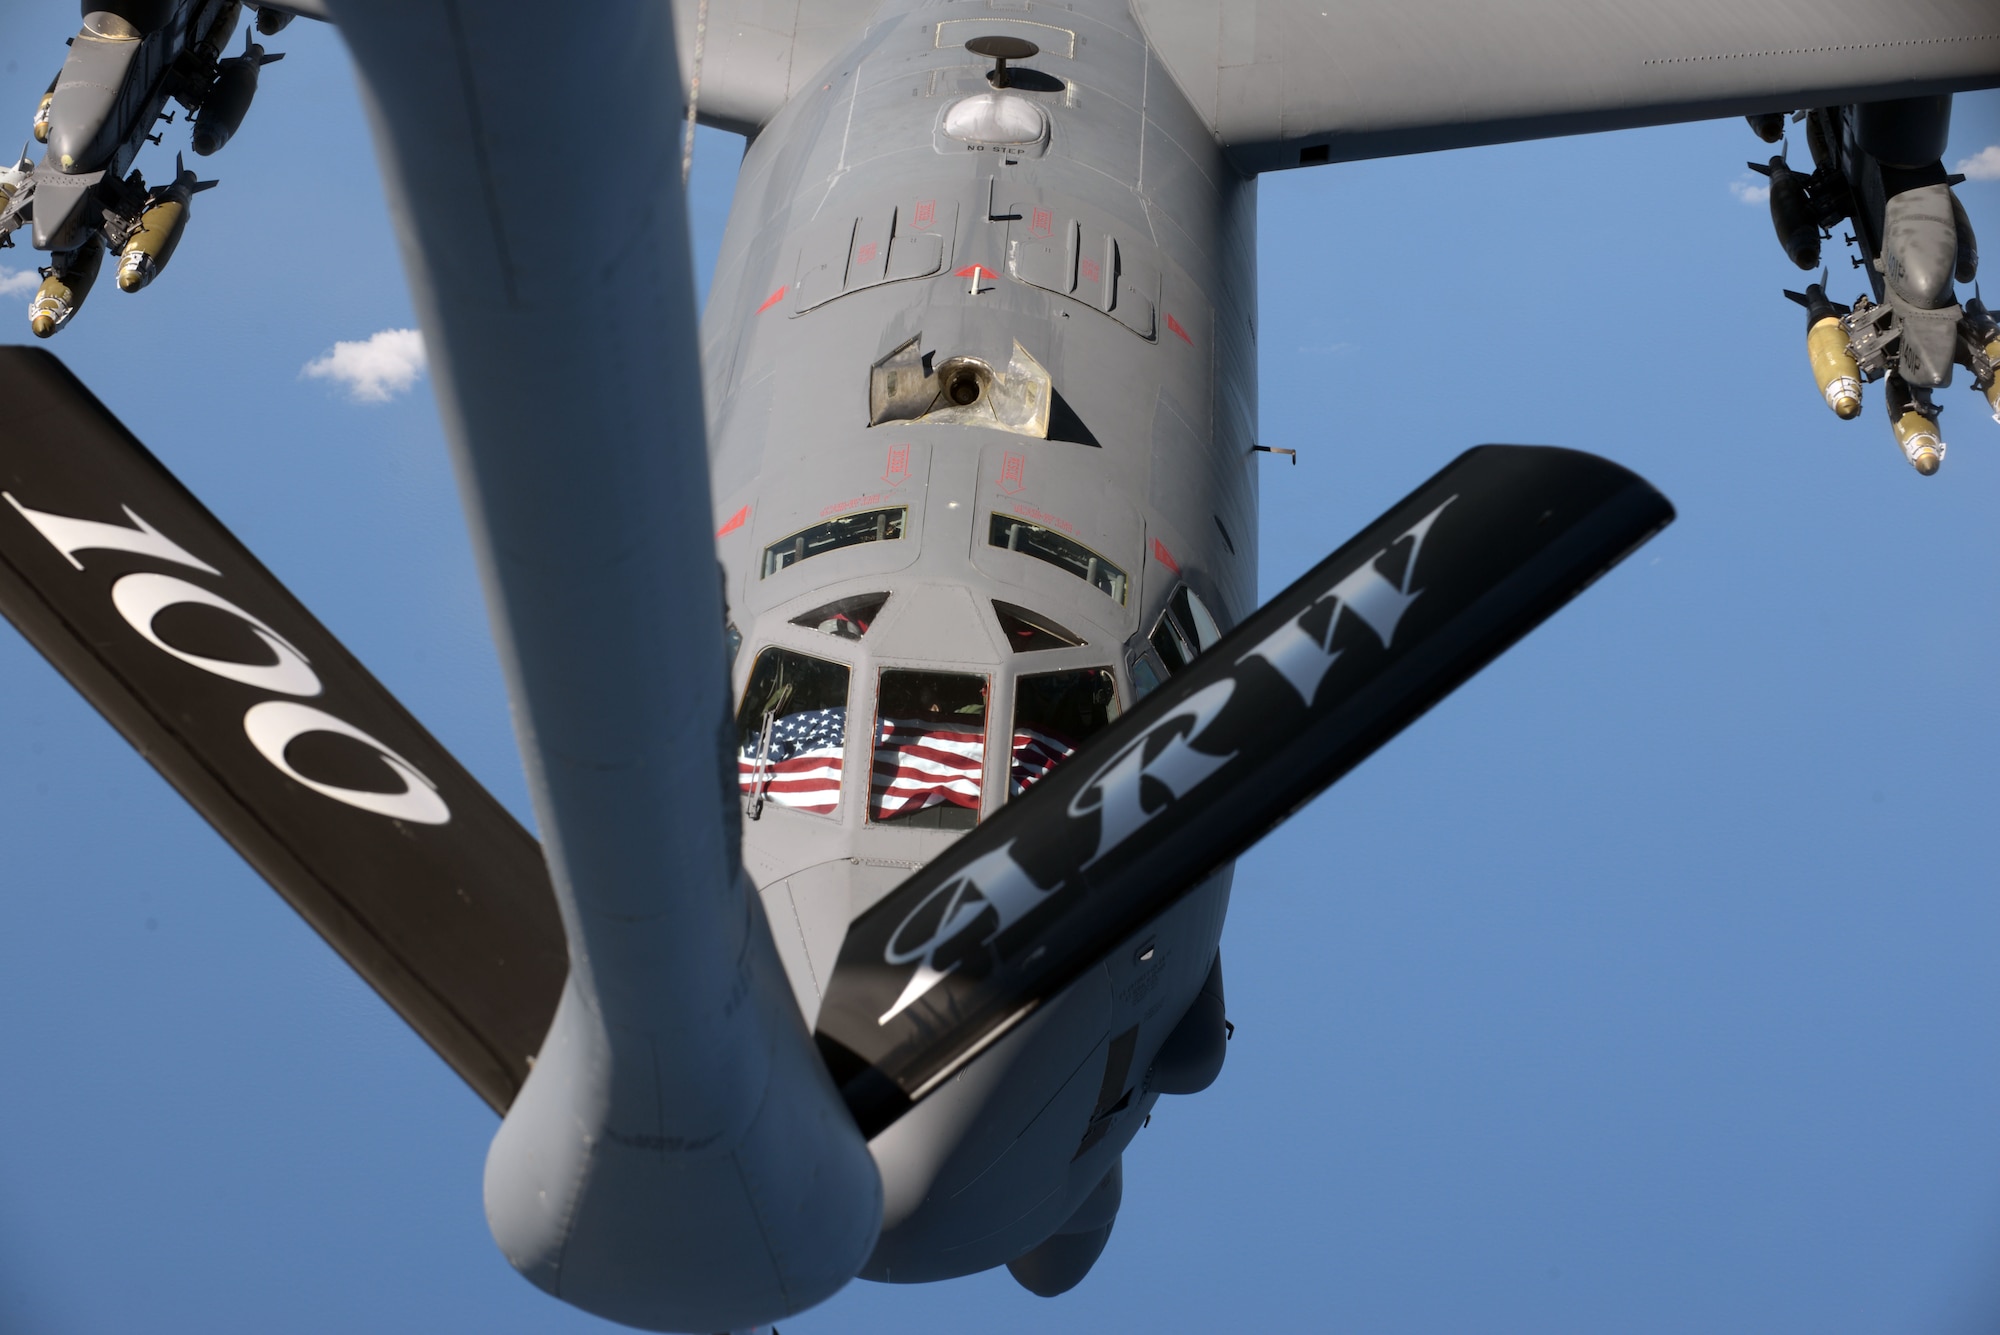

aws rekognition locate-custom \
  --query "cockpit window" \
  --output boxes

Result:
[736,648,849,818]
[988,513,1128,604]
[871,669,987,828]
[1149,585,1223,674]
[1011,668,1120,796]
[993,600,1085,652]
[791,592,889,640]
[1128,652,1165,702]
[762,507,907,579]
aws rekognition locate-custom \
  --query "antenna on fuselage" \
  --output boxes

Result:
[965,34,1040,89]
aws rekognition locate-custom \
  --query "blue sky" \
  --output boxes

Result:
[1,8,1998,1333]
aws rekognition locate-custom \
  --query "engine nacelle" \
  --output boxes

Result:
[1855,95,1951,168]
[1948,189,1978,286]
[44,12,149,175]
[1883,184,1960,310]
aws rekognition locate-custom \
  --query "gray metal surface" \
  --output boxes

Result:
[697,0,1252,1289]
[677,0,2000,171]
[1126,0,2000,172]
[673,0,887,134]
[325,0,880,1328]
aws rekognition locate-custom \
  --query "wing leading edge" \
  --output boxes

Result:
[1130,0,2000,173]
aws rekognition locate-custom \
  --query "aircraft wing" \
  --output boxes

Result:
[1129,0,2000,172]
[0,348,566,1115]
[672,0,886,134]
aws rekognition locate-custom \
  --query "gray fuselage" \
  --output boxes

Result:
[700,0,1257,1281]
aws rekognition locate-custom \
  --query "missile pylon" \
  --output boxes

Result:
[1784,275,1862,419]
[117,154,217,293]
[29,236,104,338]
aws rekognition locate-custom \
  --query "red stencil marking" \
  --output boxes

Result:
[883,444,911,485]
[998,451,1027,495]
[716,506,750,537]
[1078,256,1100,284]
[1151,538,1181,573]
[756,286,787,314]
[1011,502,1075,535]
[954,264,999,280]
[856,242,878,266]
[1030,207,1054,238]
[914,200,936,229]
[1166,313,1192,345]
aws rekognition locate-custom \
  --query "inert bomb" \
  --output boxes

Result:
[192,29,283,157]
[1784,280,1861,419]
[192,0,243,65]
[117,157,215,292]
[1885,377,1944,475]
[29,237,103,338]
[1749,154,1821,270]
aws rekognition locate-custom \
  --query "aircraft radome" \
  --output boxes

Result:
[0,2,1996,1332]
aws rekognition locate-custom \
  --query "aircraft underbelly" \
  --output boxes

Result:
[700,0,1257,1275]
[861,867,1232,1282]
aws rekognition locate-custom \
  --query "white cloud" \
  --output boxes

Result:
[1955,145,2000,182]
[1730,178,1771,205]
[302,327,428,403]
[0,267,41,297]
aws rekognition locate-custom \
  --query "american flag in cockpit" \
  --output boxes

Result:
[1009,725,1077,796]
[871,716,986,818]
[738,706,846,815]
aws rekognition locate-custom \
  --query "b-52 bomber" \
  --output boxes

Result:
[0,0,306,336]
[0,0,1995,1332]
